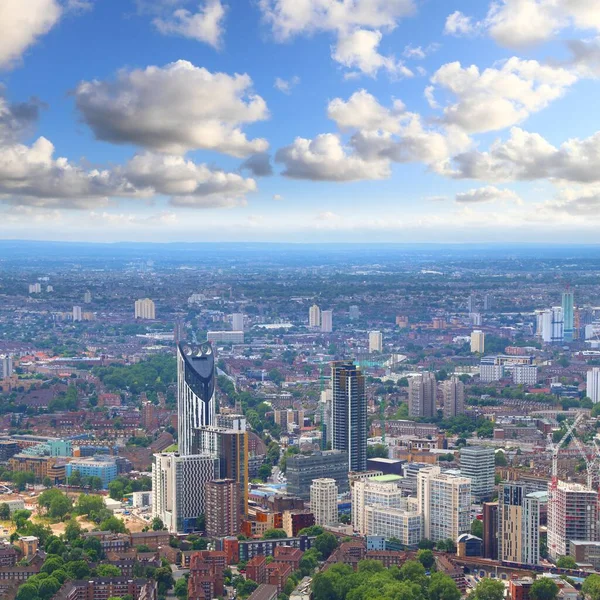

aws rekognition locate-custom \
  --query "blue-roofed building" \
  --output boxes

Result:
[66,455,118,488]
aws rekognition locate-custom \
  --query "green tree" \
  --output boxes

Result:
[366,444,388,459]
[151,517,165,531]
[108,481,125,501]
[13,509,32,529]
[0,503,10,520]
[557,556,577,569]
[471,519,483,538]
[48,495,72,519]
[582,574,600,600]
[417,549,435,569]
[38,577,61,600]
[100,516,127,534]
[314,532,338,560]
[495,451,508,467]
[66,560,91,579]
[41,556,65,575]
[16,583,38,600]
[174,578,188,600]
[262,529,288,540]
[64,519,83,541]
[75,494,105,516]
[472,579,505,600]
[418,539,435,550]
[428,572,461,600]
[530,578,559,600]
[399,560,427,585]
[96,564,122,577]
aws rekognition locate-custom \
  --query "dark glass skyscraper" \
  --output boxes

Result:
[177,342,215,455]
[331,360,367,472]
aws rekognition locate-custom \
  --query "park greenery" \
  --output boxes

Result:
[312,559,461,600]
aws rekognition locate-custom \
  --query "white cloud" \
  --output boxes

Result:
[455,185,522,204]
[272,194,283,201]
[275,134,390,181]
[153,0,227,49]
[0,136,256,210]
[424,195,448,202]
[445,1,600,48]
[333,29,413,78]
[402,43,440,60]
[327,89,405,133]
[124,152,255,208]
[327,90,471,171]
[0,0,62,69]
[430,57,577,133]
[444,11,478,36]
[259,0,415,76]
[0,137,141,209]
[259,0,415,40]
[274,76,300,94]
[74,60,269,157]
[449,126,600,183]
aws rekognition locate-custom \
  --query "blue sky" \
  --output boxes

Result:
[1,0,600,243]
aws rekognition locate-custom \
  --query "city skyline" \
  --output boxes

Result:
[2,1,600,242]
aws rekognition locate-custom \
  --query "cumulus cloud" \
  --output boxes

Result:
[153,0,227,49]
[274,76,300,94]
[445,0,600,48]
[74,60,269,157]
[272,194,283,201]
[0,0,63,69]
[455,186,522,204]
[444,11,478,37]
[259,0,415,39]
[327,89,405,133]
[239,153,273,177]
[0,137,139,209]
[123,152,256,208]
[0,136,256,210]
[546,187,600,216]
[0,92,43,143]
[333,29,413,79]
[327,90,471,171]
[448,126,600,183]
[275,134,390,181]
[430,58,577,133]
[259,0,415,76]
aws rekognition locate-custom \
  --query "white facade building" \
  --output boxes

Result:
[365,505,422,547]
[309,304,321,328]
[369,331,383,353]
[73,306,82,322]
[135,298,156,320]
[471,330,485,353]
[539,307,564,343]
[352,475,404,535]
[152,452,218,533]
[512,364,538,386]
[321,310,333,333]
[460,446,495,502]
[207,331,244,343]
[417,466,471,543]
[587,368,600,404]
[310,478,338,527]
[231,313,244,332]
[0,355,13,379]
